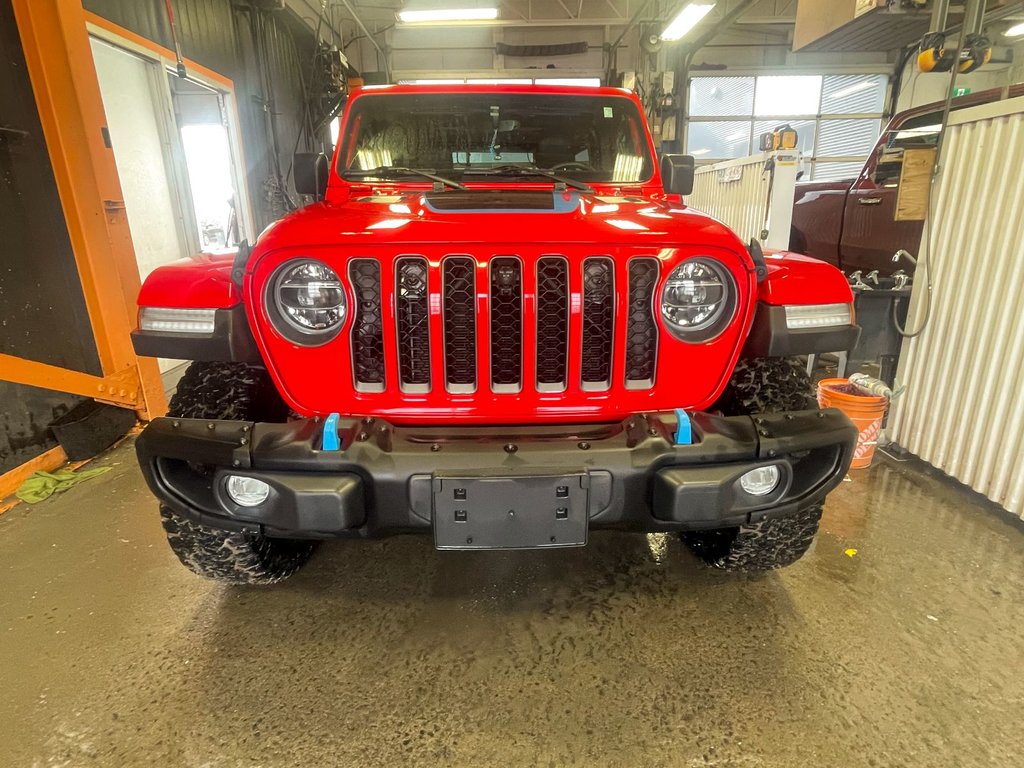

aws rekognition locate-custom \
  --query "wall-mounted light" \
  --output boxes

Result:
[660,2,716,42]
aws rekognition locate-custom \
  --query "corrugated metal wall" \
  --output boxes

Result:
[889,96,1024,519]
[687,156,771,244]
[83,0,315,229]
[684,152,799,250]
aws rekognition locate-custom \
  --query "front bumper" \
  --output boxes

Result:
[136,409,857,545]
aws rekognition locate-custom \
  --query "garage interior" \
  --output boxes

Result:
[2,0,1024,765]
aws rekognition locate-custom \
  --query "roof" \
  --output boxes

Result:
[351,83,637,99]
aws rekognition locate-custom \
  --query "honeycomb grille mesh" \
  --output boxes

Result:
[536,257,569,388]
[581,257,614,387]
[396,257,430,388]
[442,257,477,389]
[349,259,385,389]
[489,257,523,389]
[625,259,659,385]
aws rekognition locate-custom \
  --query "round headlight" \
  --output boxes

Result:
[269,260,346,344]
[660,258,735,342]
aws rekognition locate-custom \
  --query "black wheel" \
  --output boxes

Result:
[682,356,821,571]
[159,362,316,585]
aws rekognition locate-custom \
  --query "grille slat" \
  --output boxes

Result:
[396,257,431,391]
[536,257,569,390]
[442,257,477,392]
[625,259,659,387]
[581,257,615,389]
[490,257,523,391]
[349,259,385,391]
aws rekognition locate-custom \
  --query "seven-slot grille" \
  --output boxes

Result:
[350,255,661,395]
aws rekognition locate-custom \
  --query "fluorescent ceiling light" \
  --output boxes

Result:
[830,80,876,100]
[690,148,711,156]
[660,2,716,42]
[398,7,499,23]
[1006,21,1024,37]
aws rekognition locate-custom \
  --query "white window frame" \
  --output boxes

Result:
[686,70,892,181]
[86,22,256,251]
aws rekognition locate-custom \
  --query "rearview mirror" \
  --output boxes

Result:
[294,152,329,199]
[661,154,695,196]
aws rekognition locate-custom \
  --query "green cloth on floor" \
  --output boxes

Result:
[16,467,112,504]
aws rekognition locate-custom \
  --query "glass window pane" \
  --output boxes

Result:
[753,119,816,156]
[821,75,886,114]
[754,76,822,117]
[817,119,882,157]
[687,121,752,159]
[689,77,755,117]
[812,161,865,182]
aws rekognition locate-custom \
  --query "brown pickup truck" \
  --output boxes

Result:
[790,86,1024,276]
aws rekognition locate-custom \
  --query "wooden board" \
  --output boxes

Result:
[896,148,937,222]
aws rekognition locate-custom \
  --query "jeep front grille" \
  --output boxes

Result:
[346,252,660,399]
[625,258,659,388]
[581,257,615,390]
[396,257,430,392]
[535,257,569,391]
[349,259,385,392]
[489,257,523,392]
[442,256,477,393]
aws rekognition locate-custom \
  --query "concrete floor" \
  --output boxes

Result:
[2,441,1023,767]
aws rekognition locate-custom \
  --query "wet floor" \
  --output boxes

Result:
[2,440,1023,767]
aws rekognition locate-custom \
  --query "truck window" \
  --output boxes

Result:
[338,92,654,184]
[873,112,941,187]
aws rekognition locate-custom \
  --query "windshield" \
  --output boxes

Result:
[338,92,655,185]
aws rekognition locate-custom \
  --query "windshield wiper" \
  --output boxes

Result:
[462,165,594,193]
[340,166,468,191]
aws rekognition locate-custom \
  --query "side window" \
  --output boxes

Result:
[873,112,941,187]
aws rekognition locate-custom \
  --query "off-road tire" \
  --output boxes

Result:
[683,502,824,571]
[159,362,316,585]
[713,356,814,416]
[683,356,821,571]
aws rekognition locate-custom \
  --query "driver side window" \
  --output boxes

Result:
[873,112,941,186]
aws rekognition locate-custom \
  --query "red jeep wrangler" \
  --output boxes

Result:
[132,85,860,583]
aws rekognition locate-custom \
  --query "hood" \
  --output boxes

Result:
[254,188,748,255]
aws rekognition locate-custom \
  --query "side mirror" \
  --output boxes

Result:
[294,152,329,199]
[661,154,696,196]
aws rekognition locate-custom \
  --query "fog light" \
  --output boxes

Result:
[226,475,270,507]
[739,466,780,496]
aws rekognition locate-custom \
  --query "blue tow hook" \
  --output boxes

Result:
[673,409,693,446]
[322,412,341,451]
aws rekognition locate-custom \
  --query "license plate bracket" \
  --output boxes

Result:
[432,472,589,550]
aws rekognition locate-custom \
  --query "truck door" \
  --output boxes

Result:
[839,112,940,274]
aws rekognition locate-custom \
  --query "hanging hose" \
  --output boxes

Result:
[163,0,188,79]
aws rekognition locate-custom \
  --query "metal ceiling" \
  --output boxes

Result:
[283,0,799,38]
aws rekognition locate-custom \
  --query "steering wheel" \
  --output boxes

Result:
[549,161,594,171]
